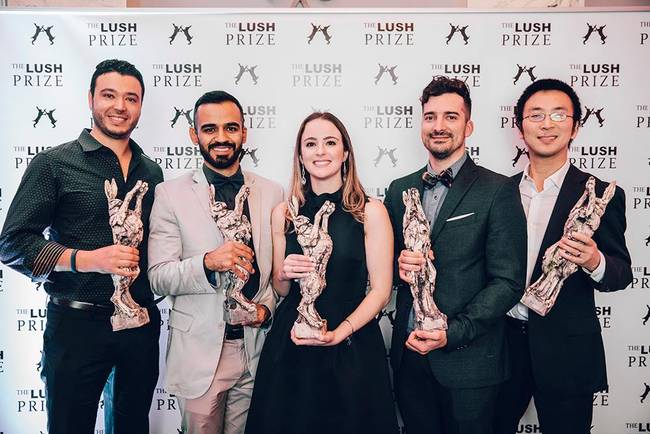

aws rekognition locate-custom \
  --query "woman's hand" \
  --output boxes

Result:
[279,254,315,282]
[290,326,345,347]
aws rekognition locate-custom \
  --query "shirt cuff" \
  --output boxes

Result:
[202,253,217,285]
[32,241,67,281]
[583,250,606,283]
[260,304,272,329]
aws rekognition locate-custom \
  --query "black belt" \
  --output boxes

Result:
[225,324,244,340]
[506,315,528,334]
[50,296,115,313]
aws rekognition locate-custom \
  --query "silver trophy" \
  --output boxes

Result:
[208,184,258,325]
[522,177,616,316]
[104,179,150,331]
[402,188,448,331]
[287,196,335,339]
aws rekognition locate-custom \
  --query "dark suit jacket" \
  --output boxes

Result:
[385,156,527,389]
[514,164,632,395]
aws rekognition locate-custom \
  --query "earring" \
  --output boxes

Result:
[342,160,348,182]
[300,164,307,185]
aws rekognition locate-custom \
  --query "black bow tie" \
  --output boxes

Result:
[211,174,244,191]
[422,168,453,189]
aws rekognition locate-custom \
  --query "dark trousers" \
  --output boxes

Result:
[42,301,160,434]
[493,317,594,434]
[395,348,498,434]
[103,368,115,434]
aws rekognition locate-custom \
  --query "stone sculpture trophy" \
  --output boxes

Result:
[208,184,259,325]
[287,196,335,339]
[521,177,616,316]
[402,188,448,331]
[104,179,150,331]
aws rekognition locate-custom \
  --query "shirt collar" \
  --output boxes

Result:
[426,152,468,178]
[521,159,571,190]
[202,164,244,186]
[78,128,144,157]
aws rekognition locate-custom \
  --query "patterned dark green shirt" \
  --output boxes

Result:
[0,129,163,304]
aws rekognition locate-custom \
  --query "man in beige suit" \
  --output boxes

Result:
[148,90,283,434]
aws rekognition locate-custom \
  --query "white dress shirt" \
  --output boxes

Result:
[508,161,606,321]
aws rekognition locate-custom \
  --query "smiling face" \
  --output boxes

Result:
[88,71,143,141]
[299,118,348,184]
[420,92,473,163]
[521,89,578,163]
[190,101,247,173]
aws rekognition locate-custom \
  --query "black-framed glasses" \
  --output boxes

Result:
[523,112,574,123]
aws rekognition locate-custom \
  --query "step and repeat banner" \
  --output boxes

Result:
[0,7,648,434]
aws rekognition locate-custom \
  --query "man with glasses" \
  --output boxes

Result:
[384,76,527,434]
[493,78,632,434]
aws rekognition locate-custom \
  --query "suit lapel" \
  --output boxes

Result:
[430,157,479,243]
[397,167,427,228]
[415,168,426,200]
[531,164,588,280]
[244,172,263,270]
[191,169,216,224]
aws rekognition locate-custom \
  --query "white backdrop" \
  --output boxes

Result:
[0,7,648,434]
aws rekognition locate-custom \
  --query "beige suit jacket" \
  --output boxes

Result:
[148,168,283,399]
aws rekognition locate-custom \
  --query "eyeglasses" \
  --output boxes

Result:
[523,112,574,123]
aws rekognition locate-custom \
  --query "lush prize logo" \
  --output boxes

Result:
[170,107,193,128]
[234,64,260,86]
[363,22,414,46]
[445,23,470,45]
[169,24,193,45]
[33,107,56,128]
[501,21,551,46]
[581,107,606,128]
[363,105,413,129]
[152,63,202,88]
[291,64,342,88]
[11,63,63,87]
[87,22,137,47]
[374,64,398,85]
[570,63,620,88]
[373,147,398,168]
[307,23,332,45]
[513,64,537,85]
[583,23,607,45]
[30,23,55,45]
[431,63,481,88]
[225,22,276,46]
[152,145,202,171]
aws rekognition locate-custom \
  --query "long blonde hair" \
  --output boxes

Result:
[289,112,366,223]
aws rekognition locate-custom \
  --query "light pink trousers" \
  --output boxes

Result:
[178,339,253,434]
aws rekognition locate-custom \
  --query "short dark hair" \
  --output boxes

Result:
[420,76,472,118]
[90,59,145,99]
[514,78,582,131]
[193,90,245,128]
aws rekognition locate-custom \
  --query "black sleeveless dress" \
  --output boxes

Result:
[245,189,399,434]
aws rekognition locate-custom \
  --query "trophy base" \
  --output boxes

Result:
[224,300,258,326]
[293,320,327,339]
[111,307,150,331]
[418,316,448,332]
[521,291,551,317]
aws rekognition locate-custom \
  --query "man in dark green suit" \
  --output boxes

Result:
[384,76,527,434]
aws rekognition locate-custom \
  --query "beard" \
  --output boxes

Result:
[199,140,243,170]
[92,110,138,140]
[425,130,461,160]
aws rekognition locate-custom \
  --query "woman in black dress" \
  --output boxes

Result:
[245,112,399,434]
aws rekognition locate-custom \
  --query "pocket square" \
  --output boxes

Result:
[446,212,475,222]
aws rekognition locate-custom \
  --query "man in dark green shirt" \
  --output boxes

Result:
[0,59,163,434]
